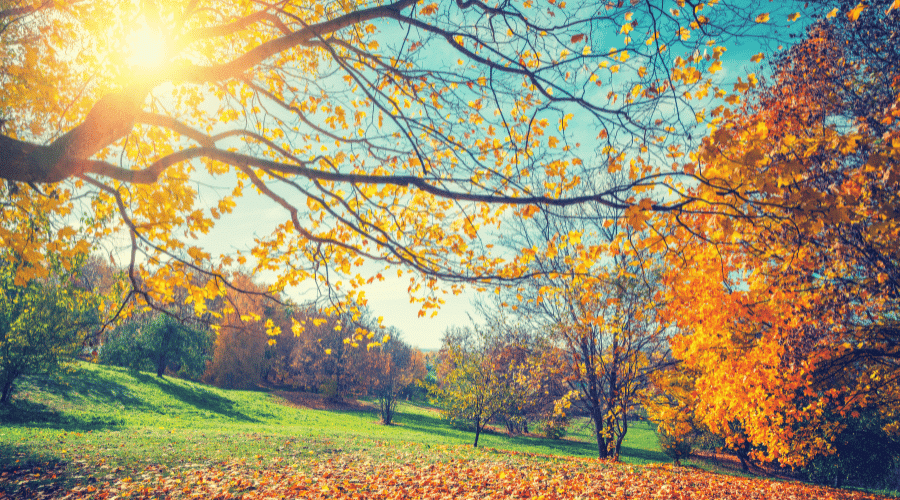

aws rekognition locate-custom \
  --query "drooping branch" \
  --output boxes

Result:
[78,145,656,210]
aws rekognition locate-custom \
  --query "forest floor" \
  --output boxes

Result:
[0,362,894,499]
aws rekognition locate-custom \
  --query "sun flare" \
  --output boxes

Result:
[126,26,166,68]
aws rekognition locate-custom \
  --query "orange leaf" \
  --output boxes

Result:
[847,2,865,20]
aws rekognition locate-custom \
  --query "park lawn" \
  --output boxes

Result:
[0,362,892,499]
[0,362,660,495]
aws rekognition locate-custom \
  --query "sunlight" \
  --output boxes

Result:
[125,25,166,69]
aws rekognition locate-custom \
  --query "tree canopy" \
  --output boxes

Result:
[0,0,822,320]
[2,0,899,473]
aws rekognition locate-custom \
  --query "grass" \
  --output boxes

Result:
[0,362,668,496]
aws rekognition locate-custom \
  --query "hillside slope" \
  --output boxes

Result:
[1,362,891,499]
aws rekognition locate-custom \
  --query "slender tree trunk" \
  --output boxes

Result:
[473,415,482,447]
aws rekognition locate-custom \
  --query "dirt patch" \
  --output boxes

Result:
[272,390,376,412]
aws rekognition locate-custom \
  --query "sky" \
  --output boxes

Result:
[190,178,479,350]
[109,1,814,351]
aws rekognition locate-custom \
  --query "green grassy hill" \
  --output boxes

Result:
[2,363,894,499]
[0,362,665,496]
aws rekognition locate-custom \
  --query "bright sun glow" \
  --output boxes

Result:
[126,26,166,68]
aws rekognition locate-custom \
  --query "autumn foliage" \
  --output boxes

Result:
[5,452,895,500]
[2,0,900,491]
[647,0,900,472]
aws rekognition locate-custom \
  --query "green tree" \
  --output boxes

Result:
[102,314,212,379]
[430,326,510,447]
[0,259,98,404]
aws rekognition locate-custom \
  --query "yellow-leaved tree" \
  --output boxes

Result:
[0,0,817,323]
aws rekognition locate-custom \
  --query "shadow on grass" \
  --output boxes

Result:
[0,398,123,431]
[132,373,259,423]
[21,368,146,408]
[0,371,133,431]
[396,408,669,463]
[0,442,79,499]
[618,444,670,463]
[398,410,478,441]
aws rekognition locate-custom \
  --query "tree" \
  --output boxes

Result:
[370,330,426,424]
[430,326,510,447]
[468,302,568,435]
[0,257,99,404]
[653,0,900,468]
[0,0,815,319]
[492,198,672,459]
[203,271,278,388]
[102,313,213,379]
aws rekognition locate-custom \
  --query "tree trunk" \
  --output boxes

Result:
[592,405,608,459]
[473,416,482,447]
[0,375,15,405]
[156,351,167,377]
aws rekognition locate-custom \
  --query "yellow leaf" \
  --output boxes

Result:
[755,13,769,23]
[325,349,332,355]
[847,2,865,20]
[889,0,900,13]
[788,12,801,21]
[826,7,839,18]
[750,53,764,63]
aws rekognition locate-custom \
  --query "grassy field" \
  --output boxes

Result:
[0,362,663,495]
[0,362,893,499]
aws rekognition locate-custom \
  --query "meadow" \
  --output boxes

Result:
[0,362,891,499]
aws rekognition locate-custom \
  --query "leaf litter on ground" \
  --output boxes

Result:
[0,449,892,499]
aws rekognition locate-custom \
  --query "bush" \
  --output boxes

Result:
[693,428,725,451]
[541,415,569,440]
[318,378,340,401]
[657,429,694,466]
[0,261,99,404]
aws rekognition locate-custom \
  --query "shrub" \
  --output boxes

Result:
[657,429,694,466]
[541,415,568,440]
[693,428,726,451]
[0,261,99,404]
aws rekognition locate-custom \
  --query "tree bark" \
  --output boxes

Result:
[0,374,15,405]
[473,415,482,447]
[592,404,608,459]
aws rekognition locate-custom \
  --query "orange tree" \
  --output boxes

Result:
[0,0,820,324]
[650,0,900,470]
